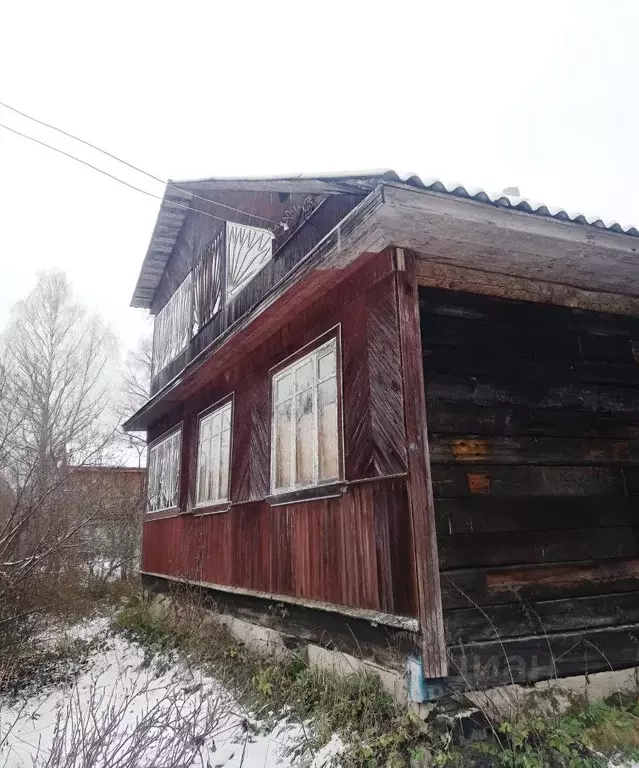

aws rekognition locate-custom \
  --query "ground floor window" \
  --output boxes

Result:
[147,427,182,512]
[196,399,233,506]
[271,337,340,494]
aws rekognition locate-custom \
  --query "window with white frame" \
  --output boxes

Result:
[196,400,233,506]
[271,338,340,494]
[147,428,182,512]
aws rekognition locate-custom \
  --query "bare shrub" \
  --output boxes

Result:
[38,668,235,768]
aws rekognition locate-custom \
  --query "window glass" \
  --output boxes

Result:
[274,401,292,489]
[196,401,233,506]
[295,389,314,486]
[147,429,181,512]
[271,338,339,493]
[318,378,338,481]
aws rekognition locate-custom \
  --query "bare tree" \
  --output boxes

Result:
[2,271,118,490]
[0,271,120,626]
[116,336,152,468]
[121,336,152,418]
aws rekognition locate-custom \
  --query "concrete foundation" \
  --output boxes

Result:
[220,611,639,715]
[148,590,639,715]
[467,666,639,720]
[217,613,290,660]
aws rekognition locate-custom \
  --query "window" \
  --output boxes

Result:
[195,400,233,506]
[271,338,340,494]
[147,428,182,512]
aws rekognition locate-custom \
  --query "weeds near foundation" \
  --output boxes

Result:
[114,591,429,766]
[114,589,639,767]
[441,698,639,768]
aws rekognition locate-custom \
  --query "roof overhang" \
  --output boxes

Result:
[129,173,395,309]
[124,182,639,431]
[380,182,639,300]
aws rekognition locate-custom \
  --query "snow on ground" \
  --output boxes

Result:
[0,617,338,768]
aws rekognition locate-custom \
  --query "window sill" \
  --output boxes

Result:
[190,502,232,517]
[145,507,181,522]
[266,482,347,507]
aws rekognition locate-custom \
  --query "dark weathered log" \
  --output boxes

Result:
[448,623,639,686]
[440,560,639,610]
[142,573,420,669]
[438,527,636,570]
[435,496,636,535]
[429,436,639,466]
[427,402,639,440]
[431,464,626,498]
[445,591,639,644]
[426,373,639,414]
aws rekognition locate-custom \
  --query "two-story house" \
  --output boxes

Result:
[124,171,639,691]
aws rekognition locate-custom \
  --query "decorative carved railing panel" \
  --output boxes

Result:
[226,223,273,300]
[152,273,193,377]
[193,229,225,333]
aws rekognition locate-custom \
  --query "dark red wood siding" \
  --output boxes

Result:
[143,252,417,618]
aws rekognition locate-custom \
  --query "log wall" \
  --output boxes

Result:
[420,286,639,685]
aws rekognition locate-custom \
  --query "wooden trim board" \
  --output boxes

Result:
[395,248,447,677]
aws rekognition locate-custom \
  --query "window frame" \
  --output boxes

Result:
[193,394,235,513]
[146,424,183,515]
[269,329,344,497]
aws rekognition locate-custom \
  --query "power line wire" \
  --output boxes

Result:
[0,121,235,224]
[0,99,281,227]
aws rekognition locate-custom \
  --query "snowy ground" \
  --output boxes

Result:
[0,618,343,768]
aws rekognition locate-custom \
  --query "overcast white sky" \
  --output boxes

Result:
[1,0,638,359]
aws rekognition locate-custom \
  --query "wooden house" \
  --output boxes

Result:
[124,171,639,691]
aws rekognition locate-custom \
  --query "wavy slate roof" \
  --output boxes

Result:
[384,171,639,237]
[131,169,638,307]
[177,169,639,236]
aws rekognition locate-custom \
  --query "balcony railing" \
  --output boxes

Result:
[151,222,273,378]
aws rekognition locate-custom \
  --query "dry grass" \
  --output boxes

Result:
[114,589,430,767]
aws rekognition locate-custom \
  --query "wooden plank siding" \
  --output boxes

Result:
[142,253,418,621]
[419,286,639,685]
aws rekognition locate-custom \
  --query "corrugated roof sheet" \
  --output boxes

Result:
[175,169,639,237]
[131,169,639,308]
[385,171,639,237]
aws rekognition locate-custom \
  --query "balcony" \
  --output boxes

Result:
[151,222,273,380]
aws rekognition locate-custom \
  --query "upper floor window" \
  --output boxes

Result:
[195,399,233,507]
[271,338,340,494]
[148,427,182,512]
[153,223,273,377]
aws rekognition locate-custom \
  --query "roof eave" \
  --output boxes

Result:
[124,182,639,432]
